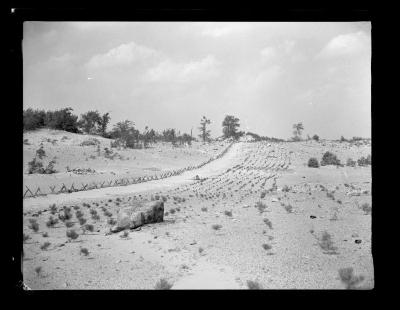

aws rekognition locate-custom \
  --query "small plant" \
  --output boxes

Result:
[338,267,365,289]
[120,230,129,238]
[198,247,204,254]
[212,224,222,231]
[201,207,208,212]
[284,204,293,213]
[107,218,117,226]
[75,210,84,219]
[23,233,31,243]
[49,204,57,215]
[255,201,267,214]
[36,145,46,159]
[282,185,290,192]
[80,247,89,256]
[247,280,262,289]
[66,229,79,241]
[263,218,273,229]
[65,221,75,228]
[46,216,58,228]
[83,223,94,233]
[40,242,51,250]
[262,243,272,251]
[318,231,338,254]
[28,219,39,232]
[260,190,267,199]
[321,151,341,166]
[308,157,319,168]
[35,266,42,277]
[42,232,49,238]
[154,278,173,290]
[79,217,87,226]
[360,203,372,215]
[346,158,356,167]
[169,208,176,214]
[357,155,371,166]
[224,210,233,217]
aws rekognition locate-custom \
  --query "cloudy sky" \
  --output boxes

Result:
[23,22,371,139]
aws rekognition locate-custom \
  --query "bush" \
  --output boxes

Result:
[44,107,79,133]
[357,155,371,166]
[338,268,365,289]
[308,157,319,168]
[321,151,341,166]
[247,280,262,289]
[80,138,100,146]
[312,134,319,141]
[154,278,173,290]
[28,157,45,174]
[346,158,356,167]
[23,108,46,131]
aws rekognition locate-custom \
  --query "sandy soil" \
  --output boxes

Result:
[23,129,229,195]
[22,139,373,290]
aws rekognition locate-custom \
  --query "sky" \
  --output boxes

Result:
[23,22,371,139]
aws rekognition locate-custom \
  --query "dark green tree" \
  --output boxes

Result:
[222,115,240,139]
[198,116,211,143]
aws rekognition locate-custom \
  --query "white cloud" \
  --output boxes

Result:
[318,31,370,58]
[86,42,159,69]
[196,23,252,38]
[146,55,220,83]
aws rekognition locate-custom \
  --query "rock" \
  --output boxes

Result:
[310,215,316,219]
[355,239,362,244]
[111,200,164,233]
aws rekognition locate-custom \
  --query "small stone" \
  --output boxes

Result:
[310,215,317,219]
[355,239,362,244]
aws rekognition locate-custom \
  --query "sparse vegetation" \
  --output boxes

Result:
[338,267,365,289]
[154,278,173,290]
[247,280,262,289]
[212,224,222,231]
[318,231,338,254]
[308,157,319,168]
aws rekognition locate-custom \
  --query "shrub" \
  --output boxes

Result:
[49,204,57,215]
[23,233,31,243]
[27,157,45,174]
[212,224,222,231]
[284,204,293,213]
[35,266,42,277]
[224,210,233,217]
[44,107,79,133]
[83,223,94,232]
[120,230,129,238]
[346,158,356,167]
[321,152,341,166]
[247,280,262,289]
[260,190,267,199]
[44,157,57,174]
[360,203,372,215]
[40,242,51,250]
[65,221,75,228]
[338,268,365,289]
[46,216,58,228]
[262,243,272,251]
[154,278,173,290]
[80,247,89,256]
[36,146,46,159]
[201,207,208,212]
[66,229,79,241]
[79,217,87,226]
[23,108,46,131]
[312,134,319,141]
[282,185,290,192]
[318,231,338,254]
[28,219,39,232]
[357,155,371,166]
[255,201,267,214]
[308,157,319,168]
[80,138,100,146]
[263,218,273,229]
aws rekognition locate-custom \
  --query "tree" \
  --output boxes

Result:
[79,110,102,134]
[162,129,177,145]
[111,120,137,148]
[98,112,111,137]
[44,107,79,133]
[198,116,211,143]
[23,108,46,131]
[312,134,319,141]
[222,115,240,139]
[292,122,304,141]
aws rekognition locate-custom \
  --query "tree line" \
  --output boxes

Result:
[23,107,254,148]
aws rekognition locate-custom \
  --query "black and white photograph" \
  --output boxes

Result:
[20,17,372,290]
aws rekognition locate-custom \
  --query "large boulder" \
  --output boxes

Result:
[111,200,164,233]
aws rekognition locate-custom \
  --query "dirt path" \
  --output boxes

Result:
[23,143,243,213]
